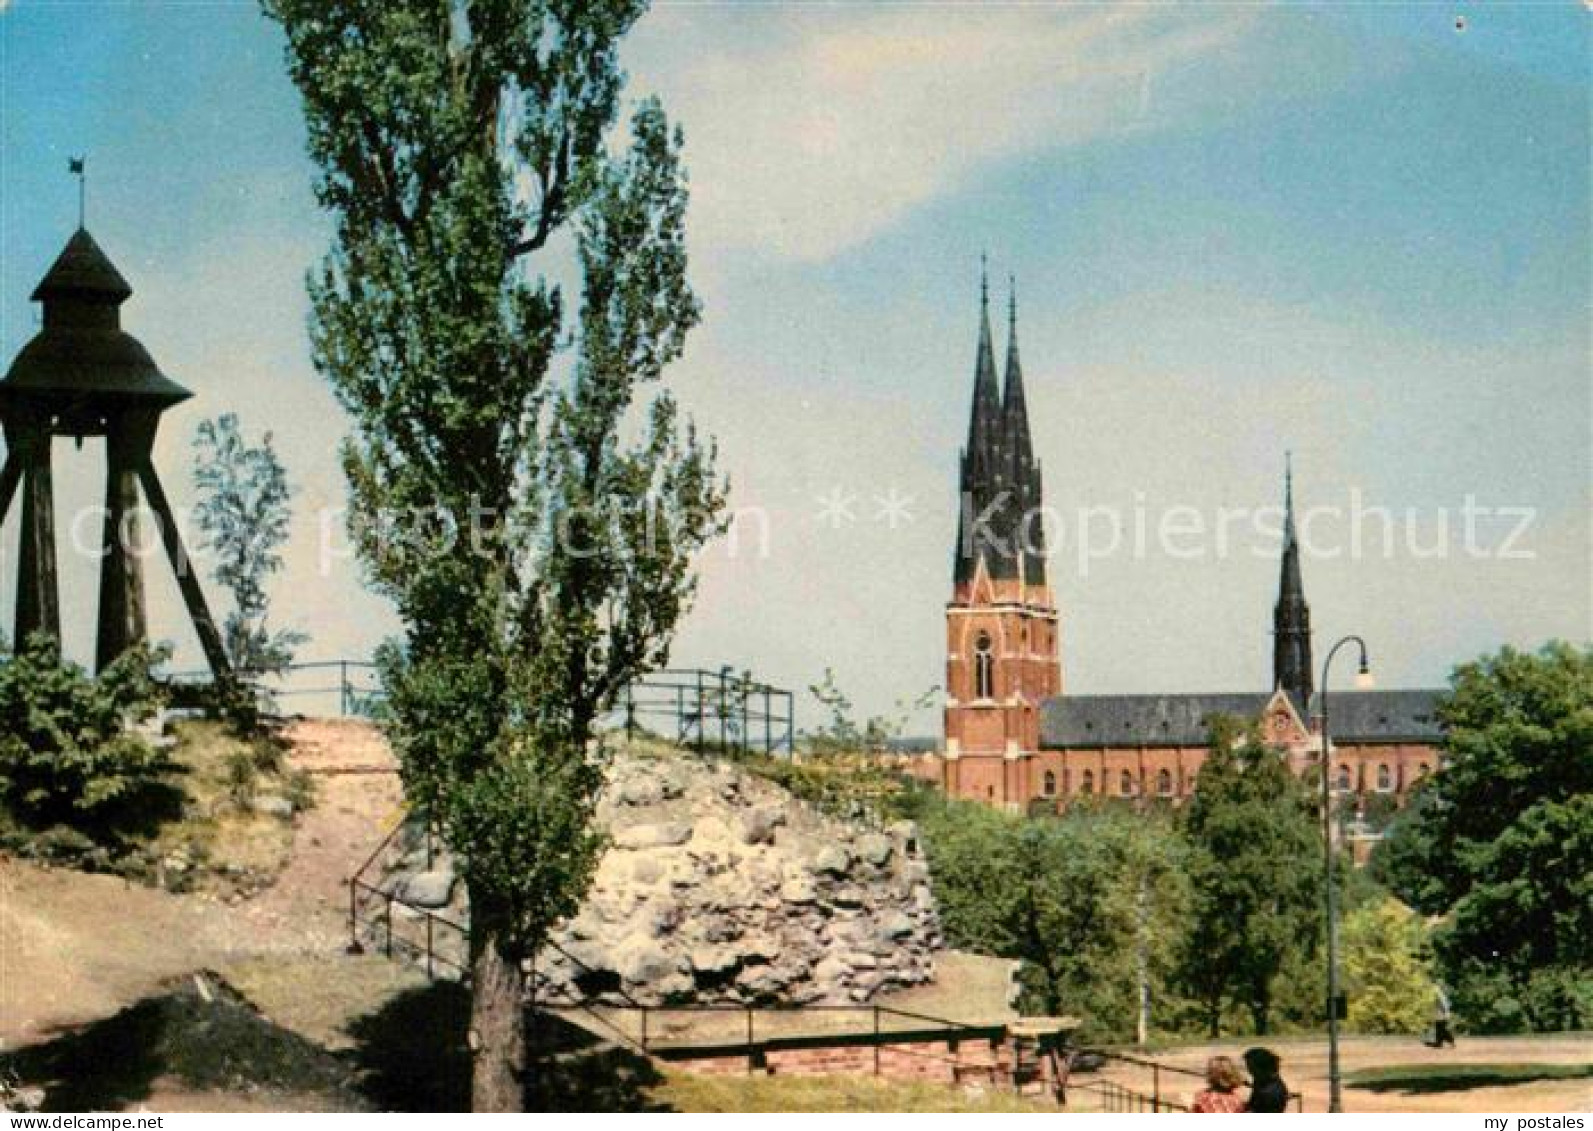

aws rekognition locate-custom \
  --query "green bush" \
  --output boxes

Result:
[0,635,178,845]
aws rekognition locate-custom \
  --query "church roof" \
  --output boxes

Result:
[1039,689,1444,748]
[1312,689,1445,744]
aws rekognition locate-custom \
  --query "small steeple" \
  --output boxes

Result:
[1273,453,1313,703]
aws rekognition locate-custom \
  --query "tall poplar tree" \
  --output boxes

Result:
[264,0,725,1108]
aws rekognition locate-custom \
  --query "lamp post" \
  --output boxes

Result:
[1319,634,1372,1114]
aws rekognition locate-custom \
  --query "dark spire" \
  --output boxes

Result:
[955,256,1016,584]
[1273,454,1313,702]
[1001,275,1046,586]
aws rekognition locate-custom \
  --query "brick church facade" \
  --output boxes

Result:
[923,272,1445,815]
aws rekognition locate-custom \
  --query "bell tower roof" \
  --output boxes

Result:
[2,227,191,430]
[30,228,133,303]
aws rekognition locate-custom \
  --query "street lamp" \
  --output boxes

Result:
[1320,634,1371,1113]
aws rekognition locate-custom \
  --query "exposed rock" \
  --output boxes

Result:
[812,845,851,876]
[614,822,693,850]
[856,833,894,867]
[738,806,785,845]
[779,876,817,904]
[251,794,295,818]
[616,938,680,985]
[400,870,456,909]
[380,744,941,1006]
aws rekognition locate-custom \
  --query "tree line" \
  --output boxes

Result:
[898,642,1589,1043]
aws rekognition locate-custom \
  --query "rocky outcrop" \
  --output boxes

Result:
[380,745,940,1006]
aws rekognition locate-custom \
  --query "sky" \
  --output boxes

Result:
[1,1,1588,732]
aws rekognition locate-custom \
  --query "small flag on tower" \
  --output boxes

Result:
[68,155,86,227]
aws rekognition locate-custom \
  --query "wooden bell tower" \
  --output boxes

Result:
[0,227,230,676]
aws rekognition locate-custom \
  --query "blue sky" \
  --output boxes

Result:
[1,1,1587,729]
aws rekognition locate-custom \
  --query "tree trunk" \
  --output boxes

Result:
[470,917,529,1112]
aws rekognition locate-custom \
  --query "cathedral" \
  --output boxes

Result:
[924,271,1446,817]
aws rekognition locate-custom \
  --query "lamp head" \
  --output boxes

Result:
[1354,655,1375,691]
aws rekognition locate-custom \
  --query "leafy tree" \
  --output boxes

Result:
[1176,716,1323,1035]
[1373,642,1592,1032]
[0,634,174,845]
[264,0,724,1108]
[1340,896,1435,1034]
[805,667,937,755]
[919,797,1187,1041]
[192,413,307,676]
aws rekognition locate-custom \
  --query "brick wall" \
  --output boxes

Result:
[663,1031,1037,1091]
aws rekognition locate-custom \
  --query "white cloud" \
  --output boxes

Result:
[631,5,1262,262]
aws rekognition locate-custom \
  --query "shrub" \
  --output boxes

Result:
[0,635,178,844]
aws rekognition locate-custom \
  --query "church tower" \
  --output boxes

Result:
[943,266,1061,808]
[1273,457,1313,704]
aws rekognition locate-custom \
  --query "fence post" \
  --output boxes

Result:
[873,1006,881,1076]
[641,1007,649,1053]
[340,660,349,716]
[740,675,750,755]
[625,683,636,741]
[763,687,772,754]
[697,671,706,754]
[745,1007,755,1074]
[1152,1063,1160,1111]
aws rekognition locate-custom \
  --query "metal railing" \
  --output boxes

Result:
[1075,1049,1304,1113]
[165,659,796,756]
[346,814,471,980]
[612,667,794,756]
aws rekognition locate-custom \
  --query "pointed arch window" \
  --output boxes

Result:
[1376,764,1393,793]
[1336,765,1352,792]
[973,632,994,700]
[1042,770,1057,797]
[1120,770,1135,796]
[1156,768,1173,796]
[1081,769,1094,795]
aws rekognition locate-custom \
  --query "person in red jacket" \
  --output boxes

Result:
[1192,1056,1246,1113]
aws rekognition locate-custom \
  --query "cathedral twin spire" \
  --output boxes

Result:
[955,259,1046,588]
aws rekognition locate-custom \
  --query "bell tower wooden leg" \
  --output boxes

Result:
[0,455,20,529]
[9,414,59,645]
[95,413,152,670]
[136,459,231,678]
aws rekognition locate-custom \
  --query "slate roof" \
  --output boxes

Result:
[1039,689,1444,748]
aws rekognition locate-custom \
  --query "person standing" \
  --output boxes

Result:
[1432,984,1457,1048]
[1242,1047,1290,1113]
[1192,1056,1247,1112]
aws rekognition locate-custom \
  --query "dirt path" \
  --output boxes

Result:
[0,718,406,1050]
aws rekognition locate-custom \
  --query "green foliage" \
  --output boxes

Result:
[804,668,937,755]
[0,635,175,845]
[916,795,1188,1041]
[264,0,724,1105]
[1175,715,1324,1036]
[1341,896,1435,1034]
[1373,642,1592,1033]
[192,413,307,677]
